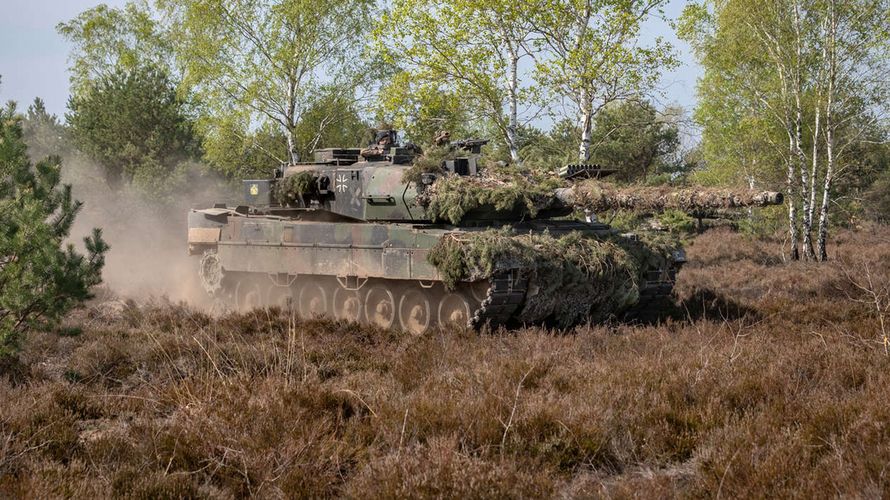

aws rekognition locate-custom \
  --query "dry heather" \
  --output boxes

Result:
[2,227,890,498]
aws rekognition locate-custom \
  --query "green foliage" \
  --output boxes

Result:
[587,101,681,182]
[422,170,563,225]
[377,72,477,145]
[614,230,683,273]
[292,87,370,160]
[529,0,677,161]
[679,0,790,188]
[66,66,200,196]
[201,118,288,179]
[606,210,645,232]
[519,119,581,174]
[737,206,787,236]
[862,170,890,224]
[679,0,889,191]
[401,145,457,185]
[427,229,641,325]
[375,0,541,158]
[22,98,71,162]
[0,103,108,356]
[657,209,697,234]
[57,2,172,96]
[160,0,374,164]
[274,172,317,207]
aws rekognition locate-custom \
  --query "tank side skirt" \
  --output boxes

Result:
[213,220,441,281]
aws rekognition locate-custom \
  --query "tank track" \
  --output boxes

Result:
[469,271,528,328]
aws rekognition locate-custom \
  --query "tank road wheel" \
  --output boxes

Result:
[469,280,490,303]
[438,292,472,328]
[333,288,362,323]
[267,285,295,310]
[298,281,329,318]
[399,289,432,335]
[364,286,396,329]
[235,277,264,311]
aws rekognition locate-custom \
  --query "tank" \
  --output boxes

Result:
[187,130,783,333]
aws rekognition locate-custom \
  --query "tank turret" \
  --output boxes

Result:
[245,147,783,226]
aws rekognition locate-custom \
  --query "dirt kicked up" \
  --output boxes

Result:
[1,227,889,498]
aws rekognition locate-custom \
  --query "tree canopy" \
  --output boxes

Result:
[587,101,681,182]
[159,0,374,164]
[66,66,200,196]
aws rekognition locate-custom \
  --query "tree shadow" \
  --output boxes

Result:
[622,287,761,325]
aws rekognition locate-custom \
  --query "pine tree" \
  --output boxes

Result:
[0,102,108,356]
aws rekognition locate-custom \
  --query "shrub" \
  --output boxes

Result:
[0,103,107,356]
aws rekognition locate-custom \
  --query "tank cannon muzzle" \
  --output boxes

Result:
[753,191,783,205]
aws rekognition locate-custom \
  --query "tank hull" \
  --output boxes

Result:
[188,208,676,332]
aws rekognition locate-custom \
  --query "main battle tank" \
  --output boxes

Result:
[187,130,782,333]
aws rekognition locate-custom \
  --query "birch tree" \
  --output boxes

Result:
[57,1,172,97]
[375,0,539,161]
[680,0,888,261]
[814,0,889,260]
[529,0,676,162]
[158,0,373,164]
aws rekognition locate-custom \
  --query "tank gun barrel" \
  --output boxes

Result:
[554,181,784,214]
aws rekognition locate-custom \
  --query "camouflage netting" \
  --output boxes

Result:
[401,145,456,185]
[428,228,666,326]
[274,171,316,206]
[563,181,782,213]
[419,170,563,225]
[417,167,781,224]
[612,230,683,282]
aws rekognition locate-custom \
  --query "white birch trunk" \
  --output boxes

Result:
[786,130,801,261]
[796,110,814,259]
[506,53,520,163]
[817,1,837,261]
[578,93,593,162]
[808,105,820,228]
[286,129,299,164]
[817,130,834,261]
[793,1,815,260]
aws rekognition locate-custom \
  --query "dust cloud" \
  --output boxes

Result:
[63,161,238,308]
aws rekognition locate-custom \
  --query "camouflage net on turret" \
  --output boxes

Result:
[428,228,678,326]
[401,145,456,185]
[416,167,781,223]
[560,181,782,214]
[274,171,316,206]
[418,170,563,224]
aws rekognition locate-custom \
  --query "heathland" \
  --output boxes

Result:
[1,227,889,498]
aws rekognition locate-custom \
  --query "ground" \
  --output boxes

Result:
[1,227,889,498]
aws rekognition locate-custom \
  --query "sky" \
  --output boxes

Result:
[0,0,703,125]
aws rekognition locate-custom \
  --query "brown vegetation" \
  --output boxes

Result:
[2,227,890,498]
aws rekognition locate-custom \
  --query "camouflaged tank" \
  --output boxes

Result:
[187,130,783,333]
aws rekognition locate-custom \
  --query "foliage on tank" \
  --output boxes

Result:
[274,171,316,206]
[427,228,680,326]
[401,145,457,185]
[418,170,563,224]
[414,161,782,225]
[562,181,783,213]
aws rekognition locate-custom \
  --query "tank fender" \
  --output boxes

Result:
[187,209,229,254]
